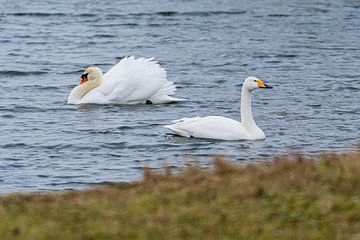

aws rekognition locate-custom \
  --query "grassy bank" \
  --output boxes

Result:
[1,151,360,240]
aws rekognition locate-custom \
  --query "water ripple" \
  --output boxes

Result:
[0,70,47,76]
[0,0,359,194]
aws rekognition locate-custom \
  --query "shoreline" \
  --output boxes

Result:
[2,145,358,196]
[1,150,360,239]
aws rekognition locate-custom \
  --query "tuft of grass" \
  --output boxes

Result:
[0,151,360,239]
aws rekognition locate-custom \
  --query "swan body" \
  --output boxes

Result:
[164,77,272,140]
[67,56,185,104]
[165,116,264,140]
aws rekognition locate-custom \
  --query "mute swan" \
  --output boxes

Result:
[164,77,272,140]
[67,56,185,104]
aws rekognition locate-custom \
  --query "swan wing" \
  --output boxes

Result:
[98,56,173,104]
[164,116,248,140]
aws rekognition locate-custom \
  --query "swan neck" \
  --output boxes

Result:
[241,87,255,126]
[68,77,103,104]
[81,78,102,97]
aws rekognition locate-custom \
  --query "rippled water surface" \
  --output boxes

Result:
[0,0,359,194]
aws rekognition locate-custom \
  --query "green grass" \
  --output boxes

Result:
[1,151,360,239]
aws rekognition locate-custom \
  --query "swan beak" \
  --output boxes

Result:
[80,73,88,85]
[258,80,272,89]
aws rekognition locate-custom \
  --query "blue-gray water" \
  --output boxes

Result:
[0,0,359,194]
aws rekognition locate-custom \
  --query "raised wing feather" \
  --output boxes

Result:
[98,56,169,104]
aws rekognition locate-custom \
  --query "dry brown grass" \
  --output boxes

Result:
[0,151,360,239]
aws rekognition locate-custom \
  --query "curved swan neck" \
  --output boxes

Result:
[240,87,256,127]
[67,77,103,104]
[81,78,103,97]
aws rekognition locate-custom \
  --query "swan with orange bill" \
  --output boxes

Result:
[67,56,185,104]
[164,77,272,140]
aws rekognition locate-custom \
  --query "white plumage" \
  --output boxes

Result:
[67,56,185,104]
[164,77,272,140]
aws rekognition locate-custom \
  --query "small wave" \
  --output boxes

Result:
[40,86,61,91]
[1,114,15,119]
[100,142,128,149]
[268,14,290,17]
[328,73,360,79]
[143,123,163,128]
[305,104,322,108]
[0,70,47,76]
[61,69,85,75]
[332,109,360,115]
[91,181,131,187]
[8,12,66,17]
[306,7,329,13]
[126,143,176,150]
[155,11,178,16]
[108,153,124,158]
[47,181,90,186]
[345,86,360,91]
[9,105,45,113]
[335,86,360,91]
[116,126,136,130]
[37,175,50,178]
[7,52,30,57]
[160,10,246,16]
[127,10,246,17]
[91,129,116,134]
[276,54,297,58]
[78,13,97,17]
[22,84,60,91]
[26,42,48,45]
[147,24,162,28]
[74,181,134,188]
[40,144,73,150]
[106,11,245,18]
[265,60,281,64]
[6,163,26,168]
[13,35,32,39]
[92,34,117,38]
[79,126,133,134]
[91,23,138,27]
[252,54,271,59]
[2,143,27,149]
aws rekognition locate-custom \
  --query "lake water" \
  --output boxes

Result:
[0,0,359,194]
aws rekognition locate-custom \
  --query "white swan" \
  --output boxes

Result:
[67,56,185,104]
[164,77,272,140]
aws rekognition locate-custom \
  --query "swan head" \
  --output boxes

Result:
[244,77,272,91]
[80,67,103,85]
[67,67,103,103]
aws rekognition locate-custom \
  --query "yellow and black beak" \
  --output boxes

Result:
[80,73,89,85]
[257,80,272,89]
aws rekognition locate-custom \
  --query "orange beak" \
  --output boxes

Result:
[80,73,88,85]
[257,80,272,89]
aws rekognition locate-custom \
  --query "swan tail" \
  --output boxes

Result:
[164,117,203,137]
[170,117,201,123]
[164,124,192,138]
[150,95,186,104]
[153,81,177,97]
[149,81,186,103]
